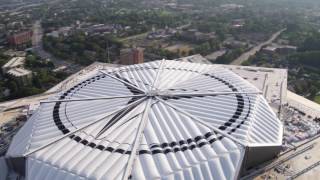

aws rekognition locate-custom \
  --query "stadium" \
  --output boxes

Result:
[4,60,283,180]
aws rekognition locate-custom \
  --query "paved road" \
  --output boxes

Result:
[0,2,42,15]
[32,20,65,66]
[32,20,42,47]
[231,28,287,65]
[32,20,83,72]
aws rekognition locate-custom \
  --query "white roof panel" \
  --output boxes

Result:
[7,60,282,180]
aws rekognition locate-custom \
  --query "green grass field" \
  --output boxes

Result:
[314,95,320,104]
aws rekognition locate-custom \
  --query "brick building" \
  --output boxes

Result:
[8,31,33,46]
[120,48,144,65]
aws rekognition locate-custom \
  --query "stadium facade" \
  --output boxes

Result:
[3,60,283,180]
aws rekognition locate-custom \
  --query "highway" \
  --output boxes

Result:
[231,28,287,65]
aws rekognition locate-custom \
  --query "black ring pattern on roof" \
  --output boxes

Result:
[52,67,252,155]
[159,68,247,131]
[67,132,225,155]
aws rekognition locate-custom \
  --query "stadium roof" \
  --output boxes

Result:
[6,60,283,180]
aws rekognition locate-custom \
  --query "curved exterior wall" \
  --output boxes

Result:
[0,157,9,180]
[5,60,283,180]
[243,145,282,171]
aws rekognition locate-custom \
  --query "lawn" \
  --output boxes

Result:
[314,95,320,104]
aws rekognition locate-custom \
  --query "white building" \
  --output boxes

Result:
[7,68,32,85]
[2,57,25,74]
[3,60,283,180]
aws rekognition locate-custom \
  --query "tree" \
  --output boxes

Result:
[8,81,18,95]
[32,75,42,89]
[298,33,320,52]
[25,54,37,68]
[181,50,187,57]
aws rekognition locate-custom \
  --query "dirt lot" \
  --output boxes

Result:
[165,43,193,55]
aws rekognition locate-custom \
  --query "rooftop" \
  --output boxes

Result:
[263,43,297,52]
[175,56,288,112]
[2,57,25,69]
[3,50,26,57]
[1,55,320,180]
[7,68,31,77]
[5,60,282,180]
[176,54,212,64]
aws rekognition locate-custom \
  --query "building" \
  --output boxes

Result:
[262,44,297,55]
[180,29,216,42]
[46,26,74,38]
[1,56,33,86]
[220,3,244,11]
[2,57,25,74]
[205,50,227,62]
[3,60,283,180]
[223,38,248,49]
[120,47,144,65]
[177,54,212,64]
[7,68,32,85]
[147,27,177,40]
[231,19,245,28]
[46,31,59,38]
[3,50,26,57]
[7,31,33,46]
